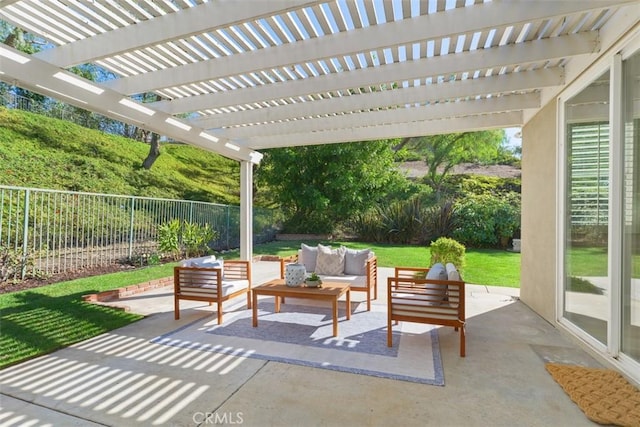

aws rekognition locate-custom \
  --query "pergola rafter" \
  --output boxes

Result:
[98,0,606,95]
[34,1,324,68]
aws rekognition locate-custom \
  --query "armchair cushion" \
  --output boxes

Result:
[180,256,224,279]
[180,255,217,267]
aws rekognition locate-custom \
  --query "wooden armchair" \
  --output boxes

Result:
[173,260,251,324]
[387,266,466,357]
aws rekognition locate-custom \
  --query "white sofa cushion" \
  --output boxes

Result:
[317,274,367,287]
[315,244,346,275]
[300,243,318,272]
[343,248,371,276]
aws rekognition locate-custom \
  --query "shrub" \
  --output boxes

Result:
[0,246,40,284]
[379,198,423,244]
[429,237,466,271]
[421,200,457,244]
[158,219,181,259]
[0,246,25,283]
[394,148,422,162]
[458,175,521,196]
[349,210,386,242]
[452,193,520,248]
[157,220,217,260]
[129,250,161,267]
[183,222,216,257]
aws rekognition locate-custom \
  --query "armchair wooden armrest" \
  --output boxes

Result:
[355,255,378,310]
[279,254,299,279]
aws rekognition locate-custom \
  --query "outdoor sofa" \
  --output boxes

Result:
[279,243,378,311]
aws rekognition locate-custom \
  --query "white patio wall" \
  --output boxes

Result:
[520,101,558,324]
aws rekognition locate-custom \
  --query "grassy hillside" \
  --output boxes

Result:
[0,107,240,204]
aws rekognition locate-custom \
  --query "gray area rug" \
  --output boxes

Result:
[152,300,444,385]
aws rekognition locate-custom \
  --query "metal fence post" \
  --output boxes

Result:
[21,189,30,279]
[128,197,136,260]
[226,205,231,250]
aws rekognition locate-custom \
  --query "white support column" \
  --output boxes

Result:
[240,161,253,261]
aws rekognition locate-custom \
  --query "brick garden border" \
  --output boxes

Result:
[82,276,173,310]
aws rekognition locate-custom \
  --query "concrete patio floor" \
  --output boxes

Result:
[0,261,605,427]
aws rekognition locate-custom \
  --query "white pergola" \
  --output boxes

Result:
[0,0,638,259]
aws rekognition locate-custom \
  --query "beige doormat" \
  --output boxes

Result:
[545,363,640,426]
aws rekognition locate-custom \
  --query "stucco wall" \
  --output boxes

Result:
[520,101,558,323]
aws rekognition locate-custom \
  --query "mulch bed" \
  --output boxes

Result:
[0,264,140,294]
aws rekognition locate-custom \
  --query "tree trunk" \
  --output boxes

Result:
[142,132,160,169]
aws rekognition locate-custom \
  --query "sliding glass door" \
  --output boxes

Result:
[562,39,640,372]
[563,70,610,346]
[622,50,640,362]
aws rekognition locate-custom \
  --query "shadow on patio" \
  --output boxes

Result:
[0,262,601,426]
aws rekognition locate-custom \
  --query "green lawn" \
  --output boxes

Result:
[0,263,177,369]
[0,241,520,369]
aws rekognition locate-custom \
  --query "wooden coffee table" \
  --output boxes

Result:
[252,279,351,337]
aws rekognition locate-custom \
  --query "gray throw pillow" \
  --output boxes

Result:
[446,263,461,281]
[426,263,447,281]
[300,243,318,272]
[343,248,371,276]
[425,262,447,303]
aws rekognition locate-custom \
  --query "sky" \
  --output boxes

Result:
[504,127,522,149]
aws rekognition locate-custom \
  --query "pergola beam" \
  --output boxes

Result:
[247,111,523,149]
[0,47,261,163]
[223,93,539,139]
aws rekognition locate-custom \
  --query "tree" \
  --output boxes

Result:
[256,141,407,234]
[141,131,161,169]
[139,93,163,169]
[396,130,505,198]
[1,24,46,106]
